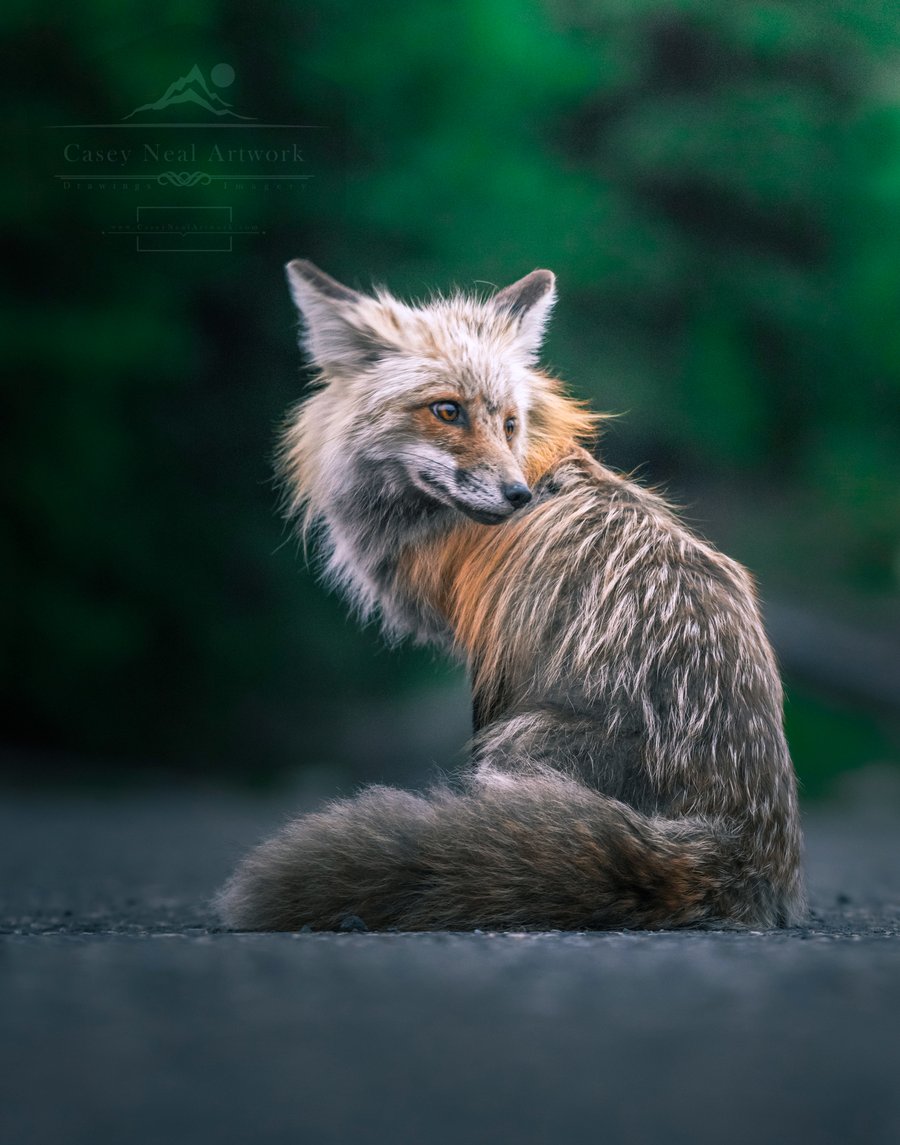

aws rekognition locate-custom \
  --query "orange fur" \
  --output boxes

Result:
[524,375,602,482]
[401,387,600,689]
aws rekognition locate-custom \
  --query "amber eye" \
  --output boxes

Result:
[431,401,462,424]
[504,417,517,440]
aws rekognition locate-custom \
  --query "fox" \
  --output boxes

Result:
[216,260,805,932]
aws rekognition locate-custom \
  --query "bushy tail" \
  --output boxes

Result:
[216,767,763,931]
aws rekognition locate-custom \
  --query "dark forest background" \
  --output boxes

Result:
[2,1,898,795]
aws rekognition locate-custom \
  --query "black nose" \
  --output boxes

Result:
[502,481,533,508]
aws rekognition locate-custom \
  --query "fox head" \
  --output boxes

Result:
[281,261,596,536]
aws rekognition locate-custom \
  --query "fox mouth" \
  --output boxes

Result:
[414,469,517,525]
[457,505,513,526]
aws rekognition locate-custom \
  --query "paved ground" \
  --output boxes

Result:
[1,774,899,1145]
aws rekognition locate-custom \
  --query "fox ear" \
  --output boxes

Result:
[493,269,557,358]
[286,259,382,376]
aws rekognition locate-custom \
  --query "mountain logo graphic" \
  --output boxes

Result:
[123,63,254,120]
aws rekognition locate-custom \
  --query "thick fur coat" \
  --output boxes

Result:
[216,261,805,931]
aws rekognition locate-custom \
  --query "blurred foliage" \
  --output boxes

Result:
[1,0,898,786]
[783,682,897,799]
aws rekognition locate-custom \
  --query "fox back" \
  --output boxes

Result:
[217,262,805,932]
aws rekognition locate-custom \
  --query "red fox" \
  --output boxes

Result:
[217,261,805,931]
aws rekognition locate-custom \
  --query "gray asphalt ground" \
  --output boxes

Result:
[1,770,899,1145]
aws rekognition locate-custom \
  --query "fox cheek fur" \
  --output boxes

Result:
[216,259,806,933]
[402,428,530,525]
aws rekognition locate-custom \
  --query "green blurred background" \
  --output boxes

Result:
[2,0,898,795]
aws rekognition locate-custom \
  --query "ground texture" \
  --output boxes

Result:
[1,779,898,1145]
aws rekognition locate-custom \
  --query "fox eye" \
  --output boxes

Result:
[504,417,517,439]
[431,401,462,424]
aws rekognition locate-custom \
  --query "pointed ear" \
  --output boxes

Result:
[285,259,382,376]
[492,269,557,358]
